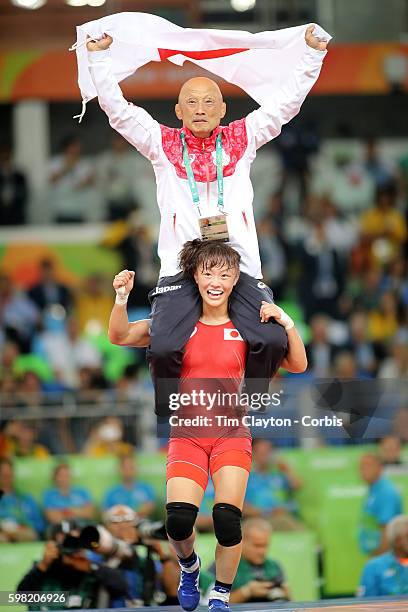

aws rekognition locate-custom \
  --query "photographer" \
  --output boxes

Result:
[228,518,290,603]
[99,504,179,607]
[16,521,128,610]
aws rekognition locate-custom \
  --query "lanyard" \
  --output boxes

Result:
[180,131,225,216]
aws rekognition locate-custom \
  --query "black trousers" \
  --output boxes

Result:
[146,272,288,415]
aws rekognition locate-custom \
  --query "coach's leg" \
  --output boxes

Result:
[229,273,288,389]
[146,273,201,415]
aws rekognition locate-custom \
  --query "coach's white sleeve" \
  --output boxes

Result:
[246,47,327,150]
[88,50,161,162]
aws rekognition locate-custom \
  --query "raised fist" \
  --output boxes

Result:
[87,34,113,52]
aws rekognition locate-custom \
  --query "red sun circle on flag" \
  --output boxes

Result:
[230,330,240,338]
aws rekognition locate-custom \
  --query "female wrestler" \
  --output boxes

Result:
[108,239,307,611]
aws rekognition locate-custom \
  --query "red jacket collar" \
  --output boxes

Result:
[180,125,222,153]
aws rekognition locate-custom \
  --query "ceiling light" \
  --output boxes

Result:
[11,0,46,8]
[230,0,256,12]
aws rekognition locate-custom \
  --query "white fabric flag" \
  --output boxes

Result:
[71,12,331,120]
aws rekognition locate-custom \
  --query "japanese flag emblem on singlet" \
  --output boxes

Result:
[223,328,244,341]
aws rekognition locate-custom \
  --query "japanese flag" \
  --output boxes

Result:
[224,328,244,341]
[71,12,331,118]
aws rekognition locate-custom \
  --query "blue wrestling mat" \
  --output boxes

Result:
[74,596,408,611]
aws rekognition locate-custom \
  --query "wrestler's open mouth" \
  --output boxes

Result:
[207,289,223,297]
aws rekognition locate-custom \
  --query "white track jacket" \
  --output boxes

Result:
[89,46,326,278]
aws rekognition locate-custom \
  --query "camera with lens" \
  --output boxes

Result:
[136,519,168,545]
[53,517,168,607]
[80,521,167,556]
[54,518,167,559]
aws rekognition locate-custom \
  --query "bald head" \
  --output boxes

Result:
[178,77,223,103]
[175,76,226,138]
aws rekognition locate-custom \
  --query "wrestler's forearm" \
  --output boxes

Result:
[280,327,307,373]
[108,303,131,344]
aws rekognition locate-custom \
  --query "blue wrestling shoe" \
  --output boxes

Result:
[178,555,201,611]
[208,599,230,611]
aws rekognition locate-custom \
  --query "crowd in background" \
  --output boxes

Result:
[1,436,408,604]
[1,129,408,454]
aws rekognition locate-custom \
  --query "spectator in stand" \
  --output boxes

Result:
[102,454,156,518]
[363,137,397,191]
[228,518,290,603]
[114,364,144,402]
[112,214,159,309]
[257,218,287,301]
[358,514,408,596]
[0,371,18,409]
[244,439,303,531]
[3,422,49,458]
[392,408,408,444]
[0,143,28,225]
[0,340,20,380]
[73,368,109,415]
[346,312,377,377]
[0,458,44,541]
[333,351,359,378]
[0,274,39,353]
[360,183,407,266]
[378,332,408,379]
[28,259,72,314]
[48,135,96,223]
[381,255,408,307]
[353,266,383,312]
[97,134,139,220]
[312,146,375,220]
[75,274,113,335]
[250,148,283,221]
[83,417,133,457]
[275,122,318,206]
[15,371,44,410]
[43,463,95,526]
[368,291,400,346]
[33,316,102,389]
[319,196,358,258]
[297,220,344,322]
[305,314,337,378]
[358,453,403,556]
[378,436,408,476]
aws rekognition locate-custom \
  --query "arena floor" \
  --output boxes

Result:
[87,597,408,612]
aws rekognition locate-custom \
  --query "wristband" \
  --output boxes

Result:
[115,286,129,305]
[276,306,294,331]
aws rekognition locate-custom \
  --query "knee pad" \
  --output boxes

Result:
[165,502,198,541]
[212,503,242,547]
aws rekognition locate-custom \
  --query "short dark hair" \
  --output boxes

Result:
[179,239,240,280]
[53,462,70,480]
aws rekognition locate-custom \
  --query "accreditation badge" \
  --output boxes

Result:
[199,215,229,242]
